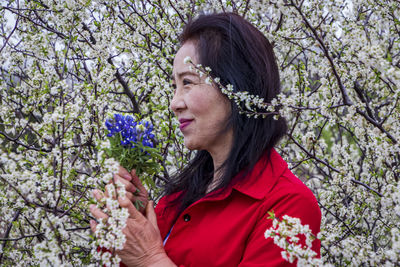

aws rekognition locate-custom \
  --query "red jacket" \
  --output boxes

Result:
[155,149,321,267]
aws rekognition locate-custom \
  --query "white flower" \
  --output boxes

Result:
[183,56,192,64]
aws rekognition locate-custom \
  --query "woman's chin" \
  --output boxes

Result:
[183,139,198,150]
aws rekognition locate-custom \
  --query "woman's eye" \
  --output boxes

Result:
[183,79,192,86]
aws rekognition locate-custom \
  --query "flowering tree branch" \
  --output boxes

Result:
[0,0,399,266]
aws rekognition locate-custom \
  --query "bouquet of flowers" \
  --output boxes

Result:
[104,113,161,180]
[91,113,162,266]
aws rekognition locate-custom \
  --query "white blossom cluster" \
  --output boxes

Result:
[91,182,129,267]
[264,212,325,266]
[0,0,399,266]
[247,0,400,265]
[185,56,278,119]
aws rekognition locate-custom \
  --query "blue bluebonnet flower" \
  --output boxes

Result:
[105,114,154,148]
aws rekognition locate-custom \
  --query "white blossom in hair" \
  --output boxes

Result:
[186,61,280,119]
[183,56,192,64]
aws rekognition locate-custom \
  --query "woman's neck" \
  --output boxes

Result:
[206,157,227,194]
[207,130,233,194]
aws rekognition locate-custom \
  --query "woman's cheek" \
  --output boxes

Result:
[188,91,208,111]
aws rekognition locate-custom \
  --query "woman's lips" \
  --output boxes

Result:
[179,119,193,130]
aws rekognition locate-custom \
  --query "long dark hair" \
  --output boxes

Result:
[163,12,287,213]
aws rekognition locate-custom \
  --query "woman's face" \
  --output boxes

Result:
[170,41,233,156]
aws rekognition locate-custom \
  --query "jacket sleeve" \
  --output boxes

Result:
[238,186,321,267]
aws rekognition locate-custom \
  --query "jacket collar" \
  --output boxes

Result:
[231,148,288,200]
[163,149,289,205]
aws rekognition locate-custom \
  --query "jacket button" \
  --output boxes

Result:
[183,214,191,222]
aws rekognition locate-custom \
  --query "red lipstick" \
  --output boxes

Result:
[179,118,193,130]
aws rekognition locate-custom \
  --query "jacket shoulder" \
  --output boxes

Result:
[260,167,321,231]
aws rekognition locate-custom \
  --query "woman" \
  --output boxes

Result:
[90,12,321,266]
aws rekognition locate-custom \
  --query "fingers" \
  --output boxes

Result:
[118,191,141,204]
[90,204,108,220]
[118,196,143,220]
[105,183,116,199]
[90,219,97,233]
[113,174,137,193]
[130,169,137,180]
[130,170,148,195]
[113,167,148,197]
[124,191,135,202]
[146,201,159,232]
[117,166,132,181]
[89,204,108,234]
[92,189,105,202]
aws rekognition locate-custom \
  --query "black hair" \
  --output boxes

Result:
[163,12,287,214]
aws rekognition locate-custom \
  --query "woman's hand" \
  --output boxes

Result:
[113,166,149,214]
[90,194,176,267]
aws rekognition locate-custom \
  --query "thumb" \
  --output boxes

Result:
[146,201,159,231]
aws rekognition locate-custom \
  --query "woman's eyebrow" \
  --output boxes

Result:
[171,71,199,81]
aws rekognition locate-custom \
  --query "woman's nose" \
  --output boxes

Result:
[170,88,185,113]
